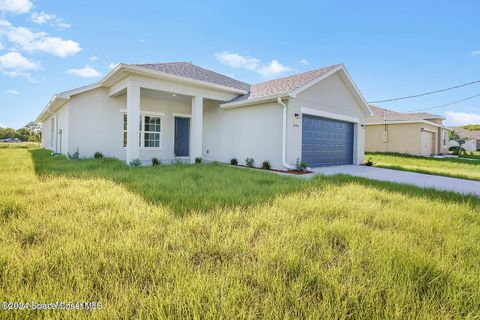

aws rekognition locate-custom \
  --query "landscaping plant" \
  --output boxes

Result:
[245,157,254,167]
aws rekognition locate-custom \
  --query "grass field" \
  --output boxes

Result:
[1,147,479,319]
[366,152,480,181]
[461,151,480,160]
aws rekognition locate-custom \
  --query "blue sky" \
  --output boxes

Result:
[1,0,480,128]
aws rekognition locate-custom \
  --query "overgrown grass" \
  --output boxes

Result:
[0,142,40,149]
[367,152,480,181]
[1,147,479,319]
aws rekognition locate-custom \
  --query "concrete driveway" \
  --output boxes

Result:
[311,165,480,197]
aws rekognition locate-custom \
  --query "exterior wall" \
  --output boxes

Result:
[203,100,283,169]
[439,128,449,154]
[41,103,69,154]
[67,87,191,162]
[287,73,366,165]
[365,123,423,155]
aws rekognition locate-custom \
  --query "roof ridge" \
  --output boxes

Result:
[252,64,341,86]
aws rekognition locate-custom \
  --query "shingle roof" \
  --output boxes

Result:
[131,62,250,92]
[408,112,445,120]
[365,105,423,123]
[131,62,342,103]
[229,64,340,103]
[448,126,480,140]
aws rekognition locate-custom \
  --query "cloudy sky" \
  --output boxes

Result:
[1,0,480,128]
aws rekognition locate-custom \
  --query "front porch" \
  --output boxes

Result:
[109,75,238,165]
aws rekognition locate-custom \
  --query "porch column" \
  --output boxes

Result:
[191,95,203,163]
[126,80,140,164]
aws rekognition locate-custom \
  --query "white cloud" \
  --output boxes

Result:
[445,110,480,125]
[298,58,309,66]
[215,51,260,70]
[6,89,18,95]
[257,60,292,77]
[0,41,4,50]
[471,50,480,56]
[66,65,101,78]
[88,56,98,61]
[0,0,33,14]
[215,51,292,78]
[0,51,38,69]
[30,11,71,29]
[31,12,54,24]
[108,63,118,69]
[6,26,81,57]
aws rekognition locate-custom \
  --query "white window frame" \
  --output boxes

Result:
[121,110,164,150]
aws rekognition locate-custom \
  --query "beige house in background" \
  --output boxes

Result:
[365,106,450,156]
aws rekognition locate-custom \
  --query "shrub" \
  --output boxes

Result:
[129,158,141,167]
[296,158,308,172]
[230,158,238,166]
[449,146,466,155]
[151,157,161,166]
[261,160,271,170]
[245,157,254,167]
[94,152,103,159]
[365,157,374,166]
[195,157,202,164]
[68,148,80,160]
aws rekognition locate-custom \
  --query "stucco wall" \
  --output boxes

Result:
[287,72,366,165]
[365,123,423,155]
[203,100,283,169]
[67,87,191,161]
[41,103,69,154]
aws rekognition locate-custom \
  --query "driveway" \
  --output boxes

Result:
[311,165,480,196]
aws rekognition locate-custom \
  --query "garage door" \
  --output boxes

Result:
[421,131,434,156]
[302,115,354,167]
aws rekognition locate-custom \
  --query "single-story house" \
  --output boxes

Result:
[36,62,373,169]
[364,106,450,156]
[448,126,480,152]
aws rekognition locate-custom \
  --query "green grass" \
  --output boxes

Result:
[1,146,479,319]
[366,152,480,181]
[460,151,480,160]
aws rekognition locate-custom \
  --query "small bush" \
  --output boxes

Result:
[449,146,466,155]
[94,152,103,159]
[230,158,238,166]
[151,157,161,166]
[195,157,202,164]
[129,158,141,167]
[365,157,374,166]
[68,148,80,160]
[296,158,308,172]
[245,157,254,167]
[261,160,271,170]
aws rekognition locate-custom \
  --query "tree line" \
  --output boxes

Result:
[0,122,41,142]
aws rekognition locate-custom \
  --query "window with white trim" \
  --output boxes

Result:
[442,131,447,147]
[123,114,162,148]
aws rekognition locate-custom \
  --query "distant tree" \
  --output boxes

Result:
[449,130,465,146]
[0,122,41,142]
[460,124,480,131]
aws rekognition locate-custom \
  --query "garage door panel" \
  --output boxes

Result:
[302,115,354,167]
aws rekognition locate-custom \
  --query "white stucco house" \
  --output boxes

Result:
[36,62,372,169]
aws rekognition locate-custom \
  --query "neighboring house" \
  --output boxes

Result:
[364,106,450,156]
[448,126,480,152]
[36,62,372,169]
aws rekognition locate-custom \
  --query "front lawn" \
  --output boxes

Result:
[366,152,480,181]
[460,151,480,160]
[1,147,479,319]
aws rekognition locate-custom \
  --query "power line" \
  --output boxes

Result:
[369,80,480,103]
[406,92,480,112]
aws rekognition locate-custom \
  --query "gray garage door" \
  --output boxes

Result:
[302,115,354,167]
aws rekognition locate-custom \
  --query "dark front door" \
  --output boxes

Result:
[301,114,354,167]
[174,117,190,157]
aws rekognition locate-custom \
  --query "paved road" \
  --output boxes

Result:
[311,165,480,196]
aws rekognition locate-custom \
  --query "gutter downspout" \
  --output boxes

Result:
[277,97,296,170]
